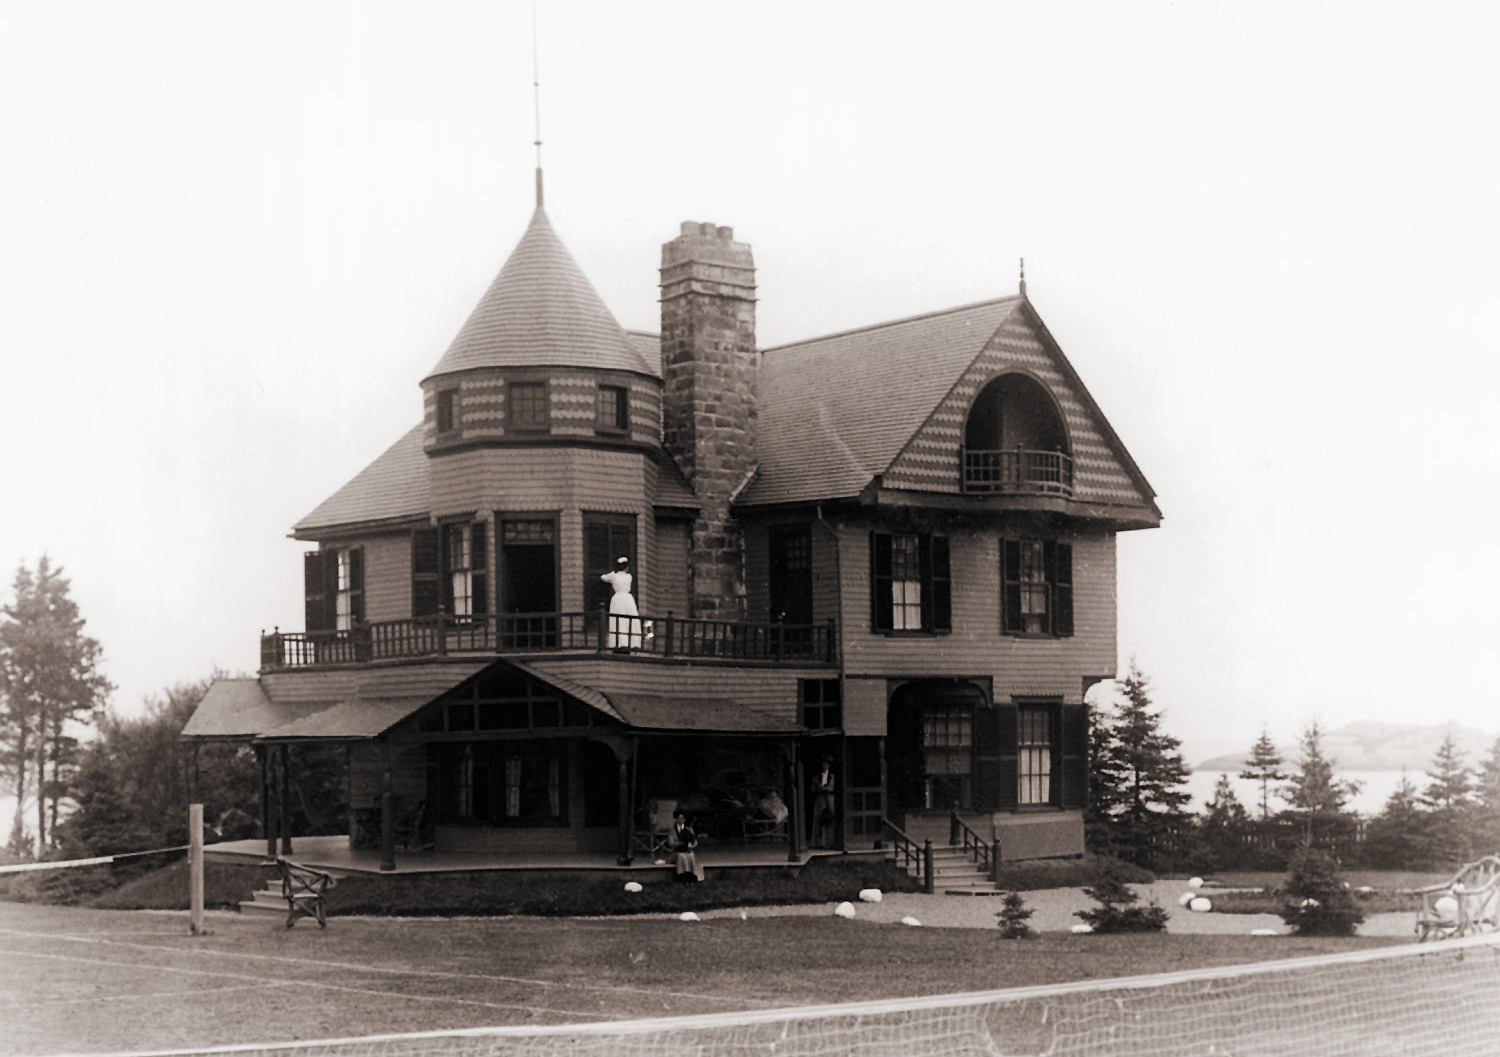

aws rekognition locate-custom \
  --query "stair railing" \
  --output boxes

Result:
[881,817,934,894]
[950,810,994,881]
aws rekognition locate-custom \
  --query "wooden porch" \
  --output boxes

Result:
[204,835,848,877]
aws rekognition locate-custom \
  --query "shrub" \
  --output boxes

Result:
[996,891,1035,939]
[1074,865,1169,933]
[1277,844,1365,937]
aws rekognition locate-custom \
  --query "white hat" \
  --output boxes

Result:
[617,556,629,564]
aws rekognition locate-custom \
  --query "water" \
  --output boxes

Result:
[1186,769,1429,819]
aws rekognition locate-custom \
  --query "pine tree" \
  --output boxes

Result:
[1277,843,1364,937]
[1197,773,1252,869]
[1238,728,1286,819]
[1362,770,1425,869]
[1087,661,1192,866]
[1280,722,1361,849]
[1472,737,1500,854]
[996,891,1035,939]
[0,558,113,855]
[1420,734,1474,867]
[1421,734,1472,810]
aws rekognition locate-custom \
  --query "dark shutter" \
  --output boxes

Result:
[471,522,488,615]
[348,547,365,624]
[1001,539,1022,633]
[995,701,1020,812]
[1053,542,1073,637]
[412,528,441,617]
[1059,701,1089,809]
[304,551,331,631]
[870,532,893,631]
[973,704,1001,813]
[930,535,951,632]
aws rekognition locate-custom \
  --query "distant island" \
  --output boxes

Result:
[1195,720,1498,774]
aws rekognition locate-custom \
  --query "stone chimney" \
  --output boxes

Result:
[660,222,757,621]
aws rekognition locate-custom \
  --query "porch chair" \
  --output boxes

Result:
[276,858,336,929]
[632,798,677,859]
[1414,854,1500,941]
[394,799,431,851]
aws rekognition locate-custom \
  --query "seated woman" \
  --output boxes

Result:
[669,809,705,883]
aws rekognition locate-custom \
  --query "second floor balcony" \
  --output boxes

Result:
[260,610,838,671]
[962,447,1074,497]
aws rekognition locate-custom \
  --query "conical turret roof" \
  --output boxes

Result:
[424,207,656,380]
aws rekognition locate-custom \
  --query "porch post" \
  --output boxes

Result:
[186,742,199,806]
[788,747,803,863]
[380,753,396,872]
[616,746,633,866]
[278,744,293,855]
[257,745,274,862]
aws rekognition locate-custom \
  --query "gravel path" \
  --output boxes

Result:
[681,883,1417,938]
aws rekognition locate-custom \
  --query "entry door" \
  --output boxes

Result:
[500,518,557,646]
[887,681,986,813]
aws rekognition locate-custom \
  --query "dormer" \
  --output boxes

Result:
[961,371,1073,496]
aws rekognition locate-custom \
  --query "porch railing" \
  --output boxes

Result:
[881,818,934,895]
[950,810,994,880]
[962,447,1074,496]
[260,611,838,670]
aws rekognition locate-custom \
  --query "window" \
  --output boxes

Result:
[304,547,363,631]
[411,524,487,617]
[1002,539,1072,636]
[596,385,629,432]
[436,388,458,434]
[769,525,813,625]
[444,523,486,617]
[508,381,549,431]
[870,531,951,632]
[801,679,842,730]
[429,740,568,826]
[499,517,558,646]
[584,513,636,614]
[1018,704,1054,805]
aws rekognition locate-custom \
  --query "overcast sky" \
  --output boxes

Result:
[3,1,1497,764]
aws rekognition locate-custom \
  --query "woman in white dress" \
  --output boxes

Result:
[601,556,642,649]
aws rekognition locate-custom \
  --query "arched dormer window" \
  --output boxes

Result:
[962,373,1072,496]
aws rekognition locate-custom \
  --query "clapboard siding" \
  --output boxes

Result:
[835,521,1115,698]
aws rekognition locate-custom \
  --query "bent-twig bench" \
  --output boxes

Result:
[277,858,336,929]
[1414,854,1500,942]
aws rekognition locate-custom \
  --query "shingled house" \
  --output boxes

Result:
[183,199,1160,869]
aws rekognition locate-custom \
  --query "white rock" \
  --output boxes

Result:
[1178,892,1196,907]
[835,901,857,919]
[859,888,883,903]
[901,916,922,927]
[1250,928,1278,936]
[1188,877,1204,889]
[678,911,700,922]
[1071,923,1094,934]
[1189,897,1213,913]
[623,881,643,893]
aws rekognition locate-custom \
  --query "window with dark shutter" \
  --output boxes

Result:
[870,531,949,633]
[304,550,332,631]
[1001,538,1073,638]
[583,513,636,614]
[412,528,441,617]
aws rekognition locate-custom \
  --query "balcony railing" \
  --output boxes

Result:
[962,448,1074,496]
[260,611,838,671]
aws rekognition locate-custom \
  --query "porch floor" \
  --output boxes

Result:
[205,836,848,876]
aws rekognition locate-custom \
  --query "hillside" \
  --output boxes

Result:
[1196,720,1498,773]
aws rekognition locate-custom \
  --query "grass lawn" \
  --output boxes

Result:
[0,899,1408,1056]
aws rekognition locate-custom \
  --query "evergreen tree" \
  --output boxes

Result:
[1421,734,1472,810]
[1279,722,1361,850]
[1087,662,1192,866]
[1472,737,1500,854]
[1362,770,1425,870]
[1197,773,1252,869]
[1238,728,1286,819]
[1277,843,1364,937]
[0,558,112,856]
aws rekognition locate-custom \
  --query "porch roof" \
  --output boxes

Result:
[607,694,802,734]
[180,678,331,741]
[255,695,436,743]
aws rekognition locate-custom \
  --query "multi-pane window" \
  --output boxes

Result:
[870,531,951,632]
[800,679,842,730]
[436,388,458,434]
[335,550,356,630]
[596,385,629,432]
[445,523,476,616]
[509,381,549,431]
[922,707,973,777]
[304,547,362,632]
[1001,539,1073,636]
[770,525,813,626]
[1018,704,1054,805]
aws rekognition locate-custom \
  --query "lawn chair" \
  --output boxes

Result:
[277,858,336,929]
[1414,854,1500,941]
[632,798,677,859]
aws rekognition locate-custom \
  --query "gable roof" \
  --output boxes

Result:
[740,298,1023,507]
[424,207,656,381]
[292,424,428,537]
